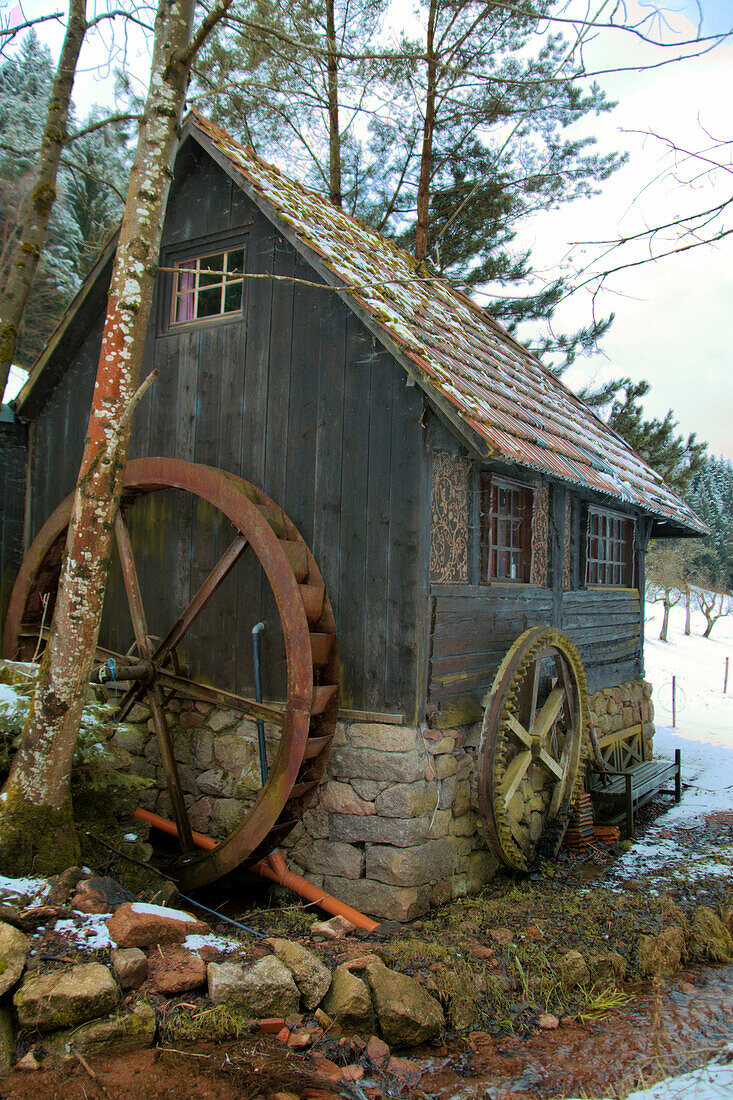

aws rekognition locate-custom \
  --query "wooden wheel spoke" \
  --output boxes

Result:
[535,747,564,782]
[507,713,532,748]
[114,511,195,853]
[152,533,249,667]
[155,667,286,727]
[532,686,565,742]
[502,749,531,807]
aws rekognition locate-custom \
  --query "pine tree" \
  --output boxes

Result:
[194,1,625,369]
[604,378,707,496]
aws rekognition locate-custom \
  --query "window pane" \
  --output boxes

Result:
[227,249,245,277]
[199,253,224,288]
[224,280,243,313]
[197,286,222,318]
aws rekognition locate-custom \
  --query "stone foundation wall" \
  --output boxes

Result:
[112,677,655,922]
[588,679,655,758]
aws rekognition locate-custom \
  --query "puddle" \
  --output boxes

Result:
[415,964,733,1099]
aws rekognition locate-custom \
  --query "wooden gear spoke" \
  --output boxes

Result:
[478,626,589,871]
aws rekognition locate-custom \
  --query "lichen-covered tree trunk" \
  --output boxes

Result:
[0,0,87,402]
[0,0,230,875]
[325,0,342,208]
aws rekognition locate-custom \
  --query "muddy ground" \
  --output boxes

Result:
[3,790,733,1100]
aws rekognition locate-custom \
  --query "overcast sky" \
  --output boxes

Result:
[3,0,731,460]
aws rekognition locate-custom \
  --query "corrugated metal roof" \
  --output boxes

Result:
[191,113,705,534]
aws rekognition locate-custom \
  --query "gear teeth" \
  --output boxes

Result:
[478,627,590,872]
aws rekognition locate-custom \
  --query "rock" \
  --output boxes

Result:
[489,928,513,945]
[71,877,136,915]
[366,1034,391,1069]
[322,968,376,1037]
[15,1052,41,1071]
[330,747,424,784]
[0,1008,13,1077]
[364,960,444,1047]
[106,902,208,948]
[637,927,684,978]
[0,922,30,996]
[311,915,357,939]
[588,951,627,984]
[268,939,331,1010]
[208,956,300,1017]
[341,1065,365,1081]
[110,948,148,989]
[689,907,733,963]
[310,1053,346,1082]
[321,877,430,923]
[14,962,119,1032]
[559,950,589,989]
[45,1003,157,1065]
[319,781,376,816]
[387,1056,422,1085]
[296,839,364,880]
[347,724,418,753]
[365,838,456,887]
[148,946,207,994]
[374,782,437,818]
[538,1013,559,1030]
[45,867,86,907]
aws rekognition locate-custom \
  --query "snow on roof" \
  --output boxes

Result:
[190,111,706,534]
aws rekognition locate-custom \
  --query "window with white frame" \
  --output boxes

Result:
[172,247,245,324]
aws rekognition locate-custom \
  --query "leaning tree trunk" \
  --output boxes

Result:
[684,588,691,635]
[0,0,87,401]
[0,0,231,875]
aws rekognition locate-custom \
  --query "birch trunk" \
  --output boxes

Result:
[0,0,230,875]
[0,0,87,401]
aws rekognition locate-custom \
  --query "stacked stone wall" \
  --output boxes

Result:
[113,677,655,921]
[588,680,654,758]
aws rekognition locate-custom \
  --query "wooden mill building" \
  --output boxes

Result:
[1,112,706,919]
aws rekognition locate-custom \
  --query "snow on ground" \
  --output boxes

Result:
[603,597,733,889]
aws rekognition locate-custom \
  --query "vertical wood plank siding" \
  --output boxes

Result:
[25,146,424,715]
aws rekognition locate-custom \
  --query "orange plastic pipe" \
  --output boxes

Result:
[133,807,379,932]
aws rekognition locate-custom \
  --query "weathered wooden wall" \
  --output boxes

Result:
[424,415,643,726]
[0,417,27,627]
[25,141,426,718]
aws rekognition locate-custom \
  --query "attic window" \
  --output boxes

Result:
[172,248,245,324]
[585,507,634,587]
[480,475,533,583]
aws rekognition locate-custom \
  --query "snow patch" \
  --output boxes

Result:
[183,932,241,954]
[54,914,116,951]
[0,874,50,905]
[130,901,197,922]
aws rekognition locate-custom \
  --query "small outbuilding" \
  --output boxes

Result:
[1,112,706,920]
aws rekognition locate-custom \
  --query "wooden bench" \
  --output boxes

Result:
[588,724,681,837]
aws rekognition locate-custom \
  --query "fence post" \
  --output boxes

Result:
[672,676,676,728]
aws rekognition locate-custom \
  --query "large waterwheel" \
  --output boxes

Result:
[2,458,339,891]
[478,627,590,871]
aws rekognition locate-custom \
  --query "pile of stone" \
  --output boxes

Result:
[0,872,446,1081]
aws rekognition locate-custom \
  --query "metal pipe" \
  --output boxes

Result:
[252,621,268,785]
[133,807,379,932]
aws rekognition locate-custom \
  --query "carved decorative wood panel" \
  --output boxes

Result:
[530,482,549,587]
[430,452,470,583]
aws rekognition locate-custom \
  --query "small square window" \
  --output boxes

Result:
[480,475,533,582]
[584,508,634,587]
[172,247,246,324]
